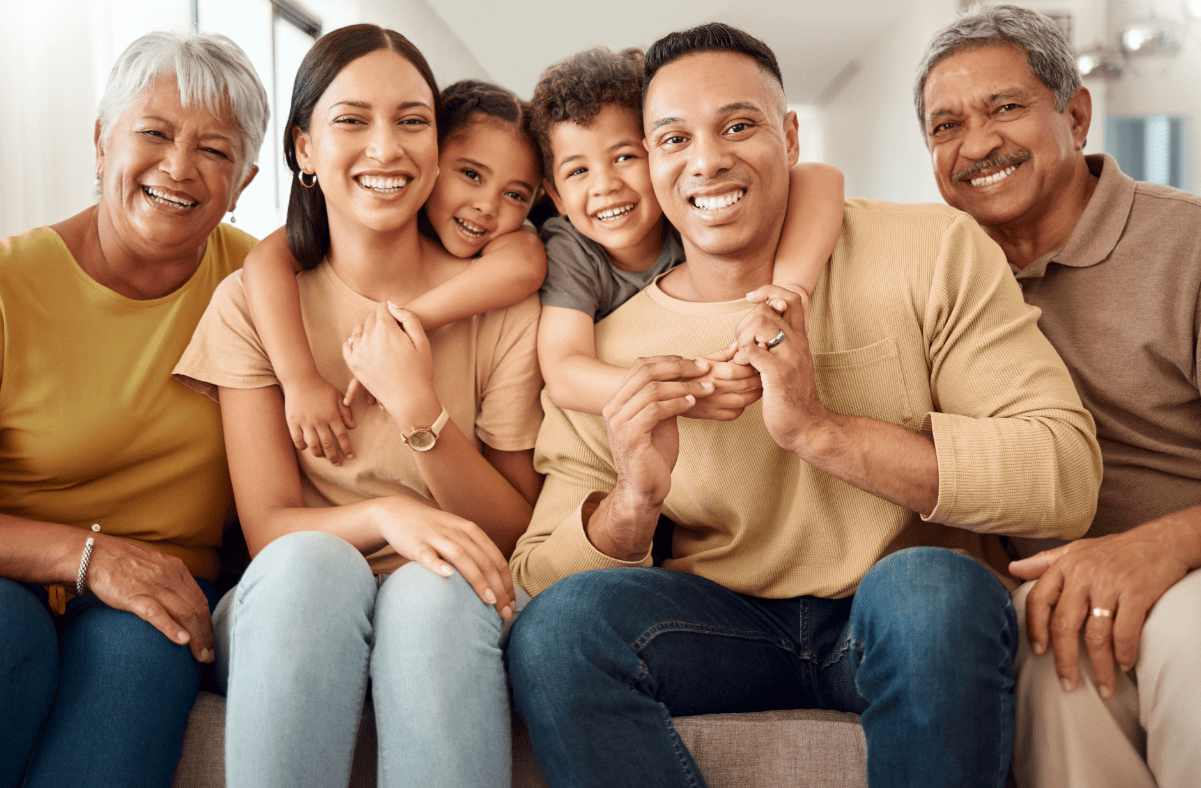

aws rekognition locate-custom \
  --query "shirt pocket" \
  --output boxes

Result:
[812,338,917,431]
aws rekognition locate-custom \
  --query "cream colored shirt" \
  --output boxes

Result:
[513,200,1102,599]
[174,263,543,572]
[0,223,254,581]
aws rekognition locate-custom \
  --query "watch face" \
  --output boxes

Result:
[408,429,436,451]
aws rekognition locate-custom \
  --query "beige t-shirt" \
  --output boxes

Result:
[174,263,542,571]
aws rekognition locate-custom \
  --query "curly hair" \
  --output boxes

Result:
[528,46,645,182]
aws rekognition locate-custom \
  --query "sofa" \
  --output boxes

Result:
[171,693,869,788]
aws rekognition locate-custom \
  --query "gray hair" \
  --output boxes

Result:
[97,31,269,180]
[913,4,1080,136]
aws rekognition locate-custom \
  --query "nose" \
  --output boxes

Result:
[589,164,622,197]
[960,118,1004,161]
[160,143,198,182]
[472,189,499,217]
[688,130,734,180]
[366,123,404,163]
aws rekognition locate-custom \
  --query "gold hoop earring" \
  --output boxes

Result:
[298,171,318,189]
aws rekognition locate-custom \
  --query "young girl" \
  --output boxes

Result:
[242,79,547,464]
[175,24,543,787]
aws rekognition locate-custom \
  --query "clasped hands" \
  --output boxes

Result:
[591,284,833,559]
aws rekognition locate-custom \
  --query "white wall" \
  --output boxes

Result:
[820,0,956,204]
[0,0,488,240]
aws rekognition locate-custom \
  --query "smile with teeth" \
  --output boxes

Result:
[968,165,1018,187]
[690,189,746,211]
[143,186,198,209]
[453,216,487,239]
[593,204,635,222]
[356,174,411,193]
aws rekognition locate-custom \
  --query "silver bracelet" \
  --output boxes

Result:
[76,537,95,595]
[76,526,100,593]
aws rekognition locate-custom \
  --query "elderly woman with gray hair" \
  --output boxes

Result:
[0,31,266,788]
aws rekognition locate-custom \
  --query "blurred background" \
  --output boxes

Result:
[2,0,1198,240]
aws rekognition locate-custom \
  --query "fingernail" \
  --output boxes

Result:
[701,382,714,391]
[501,605,513,621]
[773,299,787,311]
[1060,678,1074,693]
[1098,684,1114,699]
[1032,641,1046,656]
[484,589,497,605]
[745,291,756,299]
[1119,663,1133,673]
[201,648,214,662]
[387,300,400,309]
[178,630,188,642]
[440,564,454,577]
[685,394,696,404]
[346,453,354,459]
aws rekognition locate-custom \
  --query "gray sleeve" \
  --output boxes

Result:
[538,217,606,320]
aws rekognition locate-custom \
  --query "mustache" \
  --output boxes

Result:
[953,150,1031,182]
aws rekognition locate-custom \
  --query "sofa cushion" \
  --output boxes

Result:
[173,691,867,788]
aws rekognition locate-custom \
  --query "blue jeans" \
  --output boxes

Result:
[215,531,512,788]
[507,547,1017,788]
[0,575,221,788]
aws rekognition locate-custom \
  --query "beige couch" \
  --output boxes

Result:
[171,693,869,788]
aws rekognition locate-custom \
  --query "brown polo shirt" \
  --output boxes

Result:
[1011,154,1201,557]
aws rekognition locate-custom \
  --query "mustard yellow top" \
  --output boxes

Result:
[0,223,255,582]
[513,200,1103,599]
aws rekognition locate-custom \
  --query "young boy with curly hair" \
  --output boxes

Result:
[530,46,845,417]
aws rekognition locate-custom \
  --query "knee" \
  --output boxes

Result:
[240,531,374,607]
[1137,568,1201,673]
[857,548,1016,659]
[379,564,499,644]
[507,570,628,684]
[0,579,58,709]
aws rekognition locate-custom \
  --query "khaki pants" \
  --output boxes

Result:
[1012,569,1201,788]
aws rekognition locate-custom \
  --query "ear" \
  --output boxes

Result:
[228,164,260,212]
[293,125,314,174]
[1066,86,1092,151]
[783,110,801,167]
[94,119,105,178]
[543,176,565,214]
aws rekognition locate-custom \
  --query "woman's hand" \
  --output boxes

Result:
[681,346,763,421]
[371,497,516,620]
[85,536,214,662]
[281,372,357,465]
[343,302,438,424]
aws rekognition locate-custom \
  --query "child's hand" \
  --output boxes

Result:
[749,282,812,336]
[342,377,377,408]
[283,374,357,465]
[680,346,763,421]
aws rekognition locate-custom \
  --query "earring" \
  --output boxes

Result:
[298,170,318,189]
[229,214,237,224]
[94,171,102,187]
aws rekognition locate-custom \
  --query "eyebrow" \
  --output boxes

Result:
[556,138,641,169]
[142,115,236,146]
[331,100,433,112]
[458,157,492,175]
[649,101,766,133]
[927,88,1030,123]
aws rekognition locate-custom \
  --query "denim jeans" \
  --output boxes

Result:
[0,575,221,788]
[507,547,1017,788]
[215,531,511,788]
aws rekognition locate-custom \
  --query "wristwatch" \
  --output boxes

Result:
[403,407,449,452]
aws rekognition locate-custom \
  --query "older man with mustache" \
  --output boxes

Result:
[916,6,1201,787]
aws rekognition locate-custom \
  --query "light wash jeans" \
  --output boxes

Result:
[507,547,1018,788]
[0,576,221,788]
[214,531,512,788]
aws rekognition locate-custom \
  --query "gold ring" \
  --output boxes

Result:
[1090,607,1113,619]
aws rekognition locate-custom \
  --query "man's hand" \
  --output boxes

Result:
[588,356,712,561]
[1010,509,1201,698]
[733,284,832,458]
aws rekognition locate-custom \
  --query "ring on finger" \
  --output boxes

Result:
[346,333,363,349]
[1090,607,1113,619]
[766,329,786,348]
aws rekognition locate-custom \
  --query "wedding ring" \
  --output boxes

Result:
[766,329,786,348]
[347,334,362,349]
[1090,607,1113,619]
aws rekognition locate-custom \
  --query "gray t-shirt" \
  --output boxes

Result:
[538,215,686,322]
